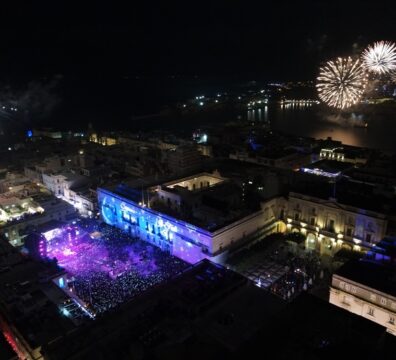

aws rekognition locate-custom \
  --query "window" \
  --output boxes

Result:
[368,307,375,316]
[381,298,387,305]
[366,233,372,243]
[389,316,395,325]
[342,295,350,305]
[295,213,300,221]
[328,219,335,231]
[310,217,315,226]
[346,228,352,237]
[312,207,316,215]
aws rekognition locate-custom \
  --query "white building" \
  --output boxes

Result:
[319,147,367,165]
[0,172,31,194]
[42,173,68,196]
[42,172,89,198]
[329,259,396,336]
[63,187,96,217]
[97,172,282,264]
[282,192,388,256]
[0,194,77,246]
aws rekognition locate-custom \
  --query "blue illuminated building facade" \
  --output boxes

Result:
[98,188,214,264]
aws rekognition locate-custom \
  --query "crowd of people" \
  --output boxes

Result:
[269,253,322,301]
[49,219,189,314]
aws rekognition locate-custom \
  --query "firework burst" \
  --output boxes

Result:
[362,41,396,74]
[391,71,396,83]
[316,57,368,109]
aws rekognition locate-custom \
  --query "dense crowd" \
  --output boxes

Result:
[51,219,188,313]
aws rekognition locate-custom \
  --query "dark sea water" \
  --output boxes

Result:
[101,102,396,152]
[57,77,396,152]
[245,105,396,152]
[2,77,395,152]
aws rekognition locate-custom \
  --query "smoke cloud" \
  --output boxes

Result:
[323,113,366,127]
[0,74,63,123]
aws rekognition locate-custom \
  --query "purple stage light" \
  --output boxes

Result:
[42,222,188,314]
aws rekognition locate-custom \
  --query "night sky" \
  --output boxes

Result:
[0,1,395,128]
[0,1,395,80]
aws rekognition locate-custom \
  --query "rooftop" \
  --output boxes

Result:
[291,177,394,214]
[241,293,393,359]
[0,239,76,351]
[335,259,396,297]
[103,171,261,232]
[163,172,225,191]
[256,146,299,159]
[301,159,354,175]
[41,260,285,359]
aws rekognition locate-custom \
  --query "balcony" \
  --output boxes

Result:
[319,228,336,238]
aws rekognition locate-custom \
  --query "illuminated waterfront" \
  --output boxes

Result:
[244,104,396,152]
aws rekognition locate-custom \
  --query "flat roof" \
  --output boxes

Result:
[335,259,396,297]
[101,181,259,232]
[241,292,391,359]
[256,147,298,159]
[304,159,353,173]
[41,260,285,358]
[163,172,225,188]
[291,178,394,214]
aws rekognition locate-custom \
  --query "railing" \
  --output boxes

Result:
[319,228,336,238]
